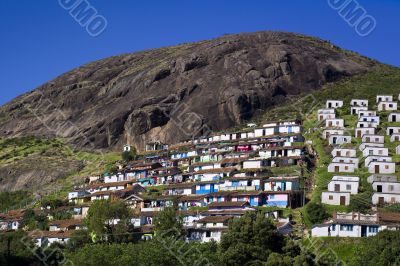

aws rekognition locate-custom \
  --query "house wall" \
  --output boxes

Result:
[328,180,359,194]
[351,106,368,115]
[372,193,400,204]
[361,134,385,143]
[378,102,397,111]
[351,99,368,107]
[331,149,357,157]
[332,157,359,167]
[243,160,264,169]
[388,113,400,122]
[357,121,378,128]
[355,127,375,138]
[372,181,400,193]
[362,147,389,157]
[326,100,343,109]
[387,127,400,136]
[328,135,352,145]
[368,162,396,174]
[325,119,344,128]
[327,163,355,173]
[321,192,350,205]
[265,193,289,207]
[377,95,393,102]
[365,156,392,167]
[359,143,385,151]
[390,134,400,142]
[318,113,336,121]
[358,110,376,118]
[323,129,345,139]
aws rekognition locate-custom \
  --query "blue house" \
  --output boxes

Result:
[195,181,220,194]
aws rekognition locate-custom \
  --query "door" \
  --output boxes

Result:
[375,165,380,174]
[336,151,341,156]
[335,184,340,192]
[377,185,382,192]
[392,115,396,122]
[361,226,367,237]
[335,166,340,173]
[389,129,394,135]
[328,121,332,127]
[340,196,346,205]
[357,130,362,138]
[319,115,323,121]
[383,104,386,111]
[366,137,370,142]
[328,103,332,108]
[378,197,385,205]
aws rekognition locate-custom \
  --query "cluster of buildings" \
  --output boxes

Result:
[314,94,400,237]
[0,120,307,246]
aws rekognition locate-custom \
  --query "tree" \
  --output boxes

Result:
[0,231,38,265]
[153,207,183,238]
[350,230,400,266]
[220,212,285,265]
[306,202,329,224]
[85,199,131,243]
[122,149,137,162]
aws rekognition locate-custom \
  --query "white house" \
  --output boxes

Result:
[242,159,267,169]
[376,95,393,103]
[372,179,400,193]
[328,176,359,194]
[322,129,345,139]
[351,99,368,107]
[368,161,396,174]
[356,121,378,128]
[332,157,359,168]
[359,142,384,151]
[326,100,343,109]
[359,116,380,124]
[388,113,400,122]
[378,101,397,111]
[254,127,275,137]
[317,108,335,114]
[318,113,336,121]
[364,156,392,167]
[362,147,389,157]
[325,118,344,128]
[351,106,368,115]
[355,127,375,138]
[362,134,384,143]
[328,162,356,173]
[311,212,385,238]
[331,148,357,158]
[321,191,350,206]
[358,110,376,118]
[328,135,352,145]
[387,127,400,136]
[390,134,400,142]
[372,193,400,205]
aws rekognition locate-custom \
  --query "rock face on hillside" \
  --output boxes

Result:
[0,31,374,151]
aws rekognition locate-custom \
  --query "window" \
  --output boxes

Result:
[385,165,389,169]
[368,226,379,233]
[332,224,336,231]
[329,195,333,200]
[345,166,349,170]
[379,150,383,155]
[389,185,394,191]
[340,224,354,231]
[206,231,211,237]
[346,184,351,190]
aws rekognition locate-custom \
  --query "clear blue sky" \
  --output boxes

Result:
[1,0,399,105]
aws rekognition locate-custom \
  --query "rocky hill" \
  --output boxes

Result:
[0,31,374,151]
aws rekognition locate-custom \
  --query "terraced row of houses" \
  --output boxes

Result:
[313,94,400,237]
[0,120,307,246]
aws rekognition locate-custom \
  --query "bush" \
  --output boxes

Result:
[348,192,372,213]
[306,202,329,224]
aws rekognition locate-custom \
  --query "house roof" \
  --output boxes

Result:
[208,201,249,208]
[378,212,400,224]
[165,183,196,189]
[29,230,76,239]
[49,219,83,228]
[231,191,263,196]
[0,209,25,221]
[197,215,233,223]
[194,167,236,175]
[88,180,136,189]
